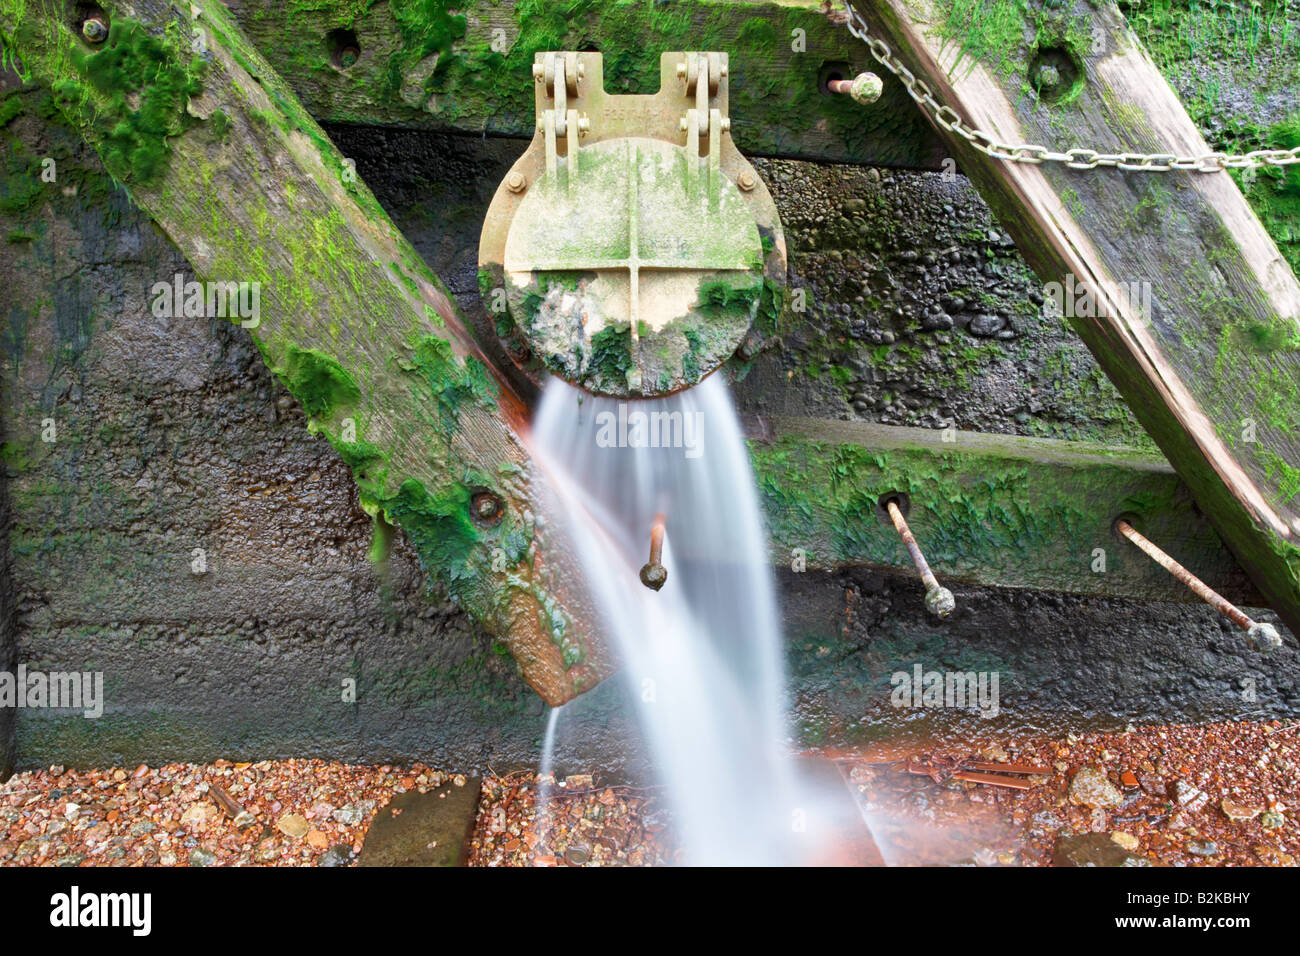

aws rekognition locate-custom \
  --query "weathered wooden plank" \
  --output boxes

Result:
[859,0,1300,637]
[0,0,613,704]
[751,417,1259,605]
[222,0,946,168]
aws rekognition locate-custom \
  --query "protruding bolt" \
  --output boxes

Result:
[721,117,731,132]
[577,115,591,135]
[1035,63,1062,92]
[737,171,756,192]
[829,72,883,105]
[1116,519,1284,652]
[81,16,108,43]
[639,514,667,592]
[576,62,585,81]
[1248,622,1284,651]
[533,62,544,81]
[676,61,687,79]
[471,491,505,526]
[679,116,688,132]
[505,170,527,193]
[885,498,954,618]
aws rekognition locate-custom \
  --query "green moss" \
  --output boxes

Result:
[0,94,22,128]
[376,478,480,581]
[280,345,361,420]
[406,335,498,434]
[588,323,633,385]
[52,18,205,185]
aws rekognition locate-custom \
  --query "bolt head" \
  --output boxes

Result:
[925,586,956,618]
[1247,622,1284,652]
[850,72,884,105]
[639,562,668,592]
[82,17,108,43]
[737,171,756,191]
[505,171,527,193]
[471,491,505,526]
[533,63,544,80]
[1035,63,1062,91]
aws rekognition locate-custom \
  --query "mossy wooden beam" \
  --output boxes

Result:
[752,418,1259,606]
[0,0,614,705]
[860,0,1300,637]
[220,0,945,168]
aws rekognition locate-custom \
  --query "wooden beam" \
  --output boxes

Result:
[751,418,1259,605]
[0,0,613,705]
[860,0,1300,636]
[222,0,945,168]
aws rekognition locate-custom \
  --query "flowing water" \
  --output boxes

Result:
[531,374,811,865]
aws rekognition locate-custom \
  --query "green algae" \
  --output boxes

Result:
[281,345,361,420]
[51,18,205,185]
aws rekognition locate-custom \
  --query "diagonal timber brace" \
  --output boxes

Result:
[0,0,612,705]
[859,0,1300,638]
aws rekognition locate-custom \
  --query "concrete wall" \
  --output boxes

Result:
[0,81,1294,780]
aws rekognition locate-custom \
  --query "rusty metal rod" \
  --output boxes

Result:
[886,499,955,618]
[639,513,667,592]
[827,72,883,104]
[1115,519,1282,649]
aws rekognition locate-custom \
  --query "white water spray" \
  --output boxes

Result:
[531,374,806,865]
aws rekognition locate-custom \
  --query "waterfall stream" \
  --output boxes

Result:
[531,374,813,865]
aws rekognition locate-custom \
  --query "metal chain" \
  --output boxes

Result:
[839,0,1300,173]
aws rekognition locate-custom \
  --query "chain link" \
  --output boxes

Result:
[839,1,1300,174]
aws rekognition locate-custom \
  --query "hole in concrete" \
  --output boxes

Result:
[327,29,361,71]
[877,492,911,524]
[819,61,850,96]
[1111,512,1143,541]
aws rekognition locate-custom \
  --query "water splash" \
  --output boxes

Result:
[531,705,563,865]
[531,374,805,865]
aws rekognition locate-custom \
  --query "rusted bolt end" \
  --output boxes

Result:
[1035,63,1061,92]
[533,62,544,81]
[925,586,956,619]
[721,117,731,132]
[471,491,504,526]
[338,45,360,69]
[850,72,883,105]
[639,562,667,592]
[577,115,591,135]
[1247,622,1283,652]
[676,61,687,79]
[81,16,108,43]
[505,171,527,194]
[737,171,756,192]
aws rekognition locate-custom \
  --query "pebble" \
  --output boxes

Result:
[276,813,310,839]
[1069,766,1122,808]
